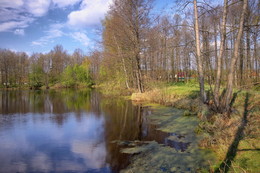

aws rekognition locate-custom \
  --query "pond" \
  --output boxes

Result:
[0,89,214,172]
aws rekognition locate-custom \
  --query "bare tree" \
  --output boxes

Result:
[193,0,207,103]
[221,0,248,113]
[213,0,228,110]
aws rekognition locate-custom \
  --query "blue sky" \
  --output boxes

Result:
[0,0,173,55]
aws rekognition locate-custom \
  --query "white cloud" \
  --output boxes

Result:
[67,0,112,28]
[32,23,64,46]
[70,32,90,46]
[0,8,27,22]
[0,0,24,8]
[14,29,25,36]
[0,20,32,32]
[0,0,52,33]
[26,0,51,17]
[52,0,81,8]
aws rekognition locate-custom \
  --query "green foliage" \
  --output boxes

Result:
[29,65,44,88]
[61,64,93,88]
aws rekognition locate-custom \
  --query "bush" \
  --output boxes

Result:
[61,64,93,88]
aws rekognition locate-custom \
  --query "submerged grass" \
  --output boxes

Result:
[121,141,214,173]
[119,105,216,172]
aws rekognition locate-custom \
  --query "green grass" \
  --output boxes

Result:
[230,139,260,172]
[163,82,200,98]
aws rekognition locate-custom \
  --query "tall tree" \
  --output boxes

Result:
[221,0,248,113]
[193,0,207,103]
[107,0,153,93]
[213,0,228,111]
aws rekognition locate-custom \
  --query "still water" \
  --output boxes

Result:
[0,89,171,173]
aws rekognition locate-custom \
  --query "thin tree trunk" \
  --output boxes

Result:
[113,35,130,89]
[135,53,144,93]
[193,0,206,103]
[239,39,244,86]
[253,32,258,81]
[246,23,251,79]
[213,0,228,110]
[221,0,248,113]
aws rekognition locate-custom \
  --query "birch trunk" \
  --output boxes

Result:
[213,0,228,110]
[193,0,206,103]
[221,0,248,113]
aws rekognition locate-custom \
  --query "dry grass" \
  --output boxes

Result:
[199,92,260,172]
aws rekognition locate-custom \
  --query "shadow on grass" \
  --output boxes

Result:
[214,93,250,173]
[237,148,260,151]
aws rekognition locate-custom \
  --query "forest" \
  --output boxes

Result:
[1,0,258,112]
[0,0,259,113]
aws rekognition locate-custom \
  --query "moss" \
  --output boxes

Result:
[121,141,215,173]
[119,105,216,172]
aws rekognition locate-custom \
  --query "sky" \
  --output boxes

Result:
[0,0,173,55]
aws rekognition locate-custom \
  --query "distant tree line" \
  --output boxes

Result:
[0,45,93,89]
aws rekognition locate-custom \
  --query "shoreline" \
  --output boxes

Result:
[99,84,260,172]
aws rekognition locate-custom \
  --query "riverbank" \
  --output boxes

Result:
[0,82,94,90]
[100,82,260,172]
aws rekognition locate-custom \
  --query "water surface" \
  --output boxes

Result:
[0,89,170,172]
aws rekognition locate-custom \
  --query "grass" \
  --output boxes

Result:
[199,92,260,172]
[130,82,260,172]
[230,139,260,172]
[99,81,260,172]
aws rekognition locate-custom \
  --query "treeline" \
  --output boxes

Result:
[98,0,259,90]
[0,45,93,89]
[94,0,259,113]
[0,0,259,112]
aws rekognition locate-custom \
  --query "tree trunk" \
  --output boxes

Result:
[253,31,258,81]
[193,0,207,103]
[221,0,248,113]
[113,35,130,89]
[135,53,144,93]
[213,0,228,110]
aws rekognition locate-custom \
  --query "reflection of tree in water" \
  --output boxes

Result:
[0,89,174,172]
[101,99,168,172]
[0,89,97,126]
[0,90,32,114]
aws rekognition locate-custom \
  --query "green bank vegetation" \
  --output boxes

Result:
[130,82,260,172]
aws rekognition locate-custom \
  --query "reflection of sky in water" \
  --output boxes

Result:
[0,112,110,172]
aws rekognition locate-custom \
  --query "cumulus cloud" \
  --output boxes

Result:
[0,0,51,33]
[32,23,64,46]
[26,0,51,17]
[0,0,112,34]
[70,32,90,46]
[68,0,112,28]
[0,0,64,33]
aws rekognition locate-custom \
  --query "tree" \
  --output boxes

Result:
[61,59,92,88]
[221,0,248,113]
[193,0,207,103]
[213,0,228,111]
[29,64,44,89]
[49,45,69,84]
[103,0,153,93]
